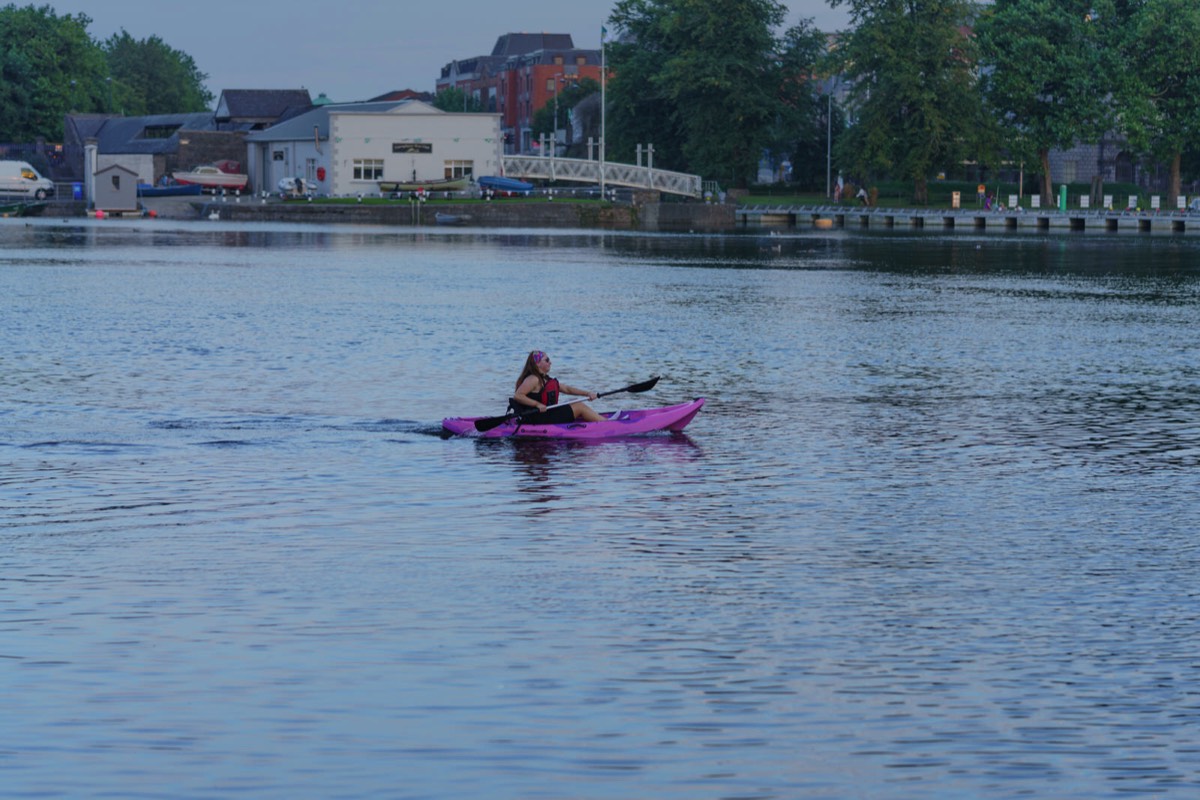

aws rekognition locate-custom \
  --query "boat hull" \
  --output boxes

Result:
[443,398,705,439]
[0,201,47,217]
[379,177,469,192]
[173,171,249,191]
[138,183,203,198]
[478,175,533,195]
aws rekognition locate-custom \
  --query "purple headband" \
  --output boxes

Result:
[531,351,547,363]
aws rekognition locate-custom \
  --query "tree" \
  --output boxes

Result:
[830,0,986,205]
[530,77,599,150]
[1119,0,1200,207]
[975,0,1119,205]
[608,0,820,187]
[103,30,212,116]
[765,21,832,187]
[0,4,106,140]
[432,87,484,113]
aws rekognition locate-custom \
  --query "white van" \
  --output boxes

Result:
[0,160,54,200]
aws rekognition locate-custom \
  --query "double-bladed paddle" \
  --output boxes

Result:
[473,376,660,432]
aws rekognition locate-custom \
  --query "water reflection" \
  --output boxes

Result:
[5,221,1200,799]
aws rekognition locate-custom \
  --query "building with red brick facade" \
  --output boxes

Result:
[437,33,601,154]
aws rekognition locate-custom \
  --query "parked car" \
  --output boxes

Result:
[0,160,53,199]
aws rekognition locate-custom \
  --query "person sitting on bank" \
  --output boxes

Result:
[856,186,869,206]
[511,350,604,424]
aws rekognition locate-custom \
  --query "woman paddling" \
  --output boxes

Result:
[511,350,604,424]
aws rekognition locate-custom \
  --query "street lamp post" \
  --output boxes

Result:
[600,31,607,196]
[553,74,561,157]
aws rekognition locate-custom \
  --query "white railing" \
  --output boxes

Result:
[502,155,702,198]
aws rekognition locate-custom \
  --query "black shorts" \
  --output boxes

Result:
[511,404,575,425]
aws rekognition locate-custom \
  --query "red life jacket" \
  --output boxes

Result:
[529,377,559,406]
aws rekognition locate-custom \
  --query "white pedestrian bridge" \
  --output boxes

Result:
[501,155,703,199]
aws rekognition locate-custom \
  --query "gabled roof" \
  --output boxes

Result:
[370,89,435,103]
[95,163,138,176]
[244,100,438,143]
[215,89,313,121]
[491,33,574,56]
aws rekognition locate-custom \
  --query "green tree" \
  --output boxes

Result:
[765,21,832,187]
[0,4,106,140]
[530,77,599,150]
[1119,0,1200,207]
[608,0,818,187]
[103,30,212,115]
[830,0,986,205]
[432,87,484,113]
[976,0,1119,205]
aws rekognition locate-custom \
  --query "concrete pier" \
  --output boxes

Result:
[737,205,1200,234]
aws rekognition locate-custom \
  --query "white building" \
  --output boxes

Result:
[244,100,502,196]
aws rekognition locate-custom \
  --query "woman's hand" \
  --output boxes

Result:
[537,403,547,412]
[586,392,597,401]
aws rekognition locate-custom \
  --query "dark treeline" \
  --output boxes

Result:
[0,4,211,141]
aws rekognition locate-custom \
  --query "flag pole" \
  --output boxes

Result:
[600,24,607,197]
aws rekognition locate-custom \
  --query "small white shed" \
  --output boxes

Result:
[94,164,139,212]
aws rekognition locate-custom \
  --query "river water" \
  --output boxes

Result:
[3,219,1199,799]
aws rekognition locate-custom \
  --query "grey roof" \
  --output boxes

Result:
[66,112,220,154]
[216,89,313,120]
[243,101,411,143]
[491,33,574,56]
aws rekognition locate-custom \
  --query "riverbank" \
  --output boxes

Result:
[158,195,735,232]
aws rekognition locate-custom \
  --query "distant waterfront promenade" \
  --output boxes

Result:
[739,204,1200,234]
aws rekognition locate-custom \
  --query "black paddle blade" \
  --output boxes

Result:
[474,410,527,432]
[619,376,660,395]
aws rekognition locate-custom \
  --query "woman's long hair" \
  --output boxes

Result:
[515,350,548,392]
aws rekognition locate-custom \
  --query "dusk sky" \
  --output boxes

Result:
[47,1,851,105]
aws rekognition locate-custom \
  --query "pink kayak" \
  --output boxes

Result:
[443,398,705,439]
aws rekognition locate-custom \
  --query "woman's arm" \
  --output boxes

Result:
[559,383,598,401]
[513,376,547,411]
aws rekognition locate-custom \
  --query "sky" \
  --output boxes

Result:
[47,1,851,105]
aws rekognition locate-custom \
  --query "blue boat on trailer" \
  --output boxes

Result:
[478,175,533,195]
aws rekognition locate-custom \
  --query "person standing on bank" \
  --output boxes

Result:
[511,350,604,423]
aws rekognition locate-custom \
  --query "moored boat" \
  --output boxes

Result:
[0,200,47,217]
[173,164,249,191]
[379,176,470,193]
[442,398,705,439]
[137,182,203,198]
[478,175,533,195]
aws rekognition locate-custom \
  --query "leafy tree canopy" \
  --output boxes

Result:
[432,87,485,113]
[975,0,1119,200]
[530,77,599,143]
[830,0,987,204]
[1118,0,1200,202]
[607,0,825,188]
[103,30,212,116]
[0,3,210,141]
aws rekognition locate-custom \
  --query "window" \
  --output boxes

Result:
[444,160,474,179]
[546,78,556,92]
[353,159,384,181]
[554,55,563,65]
[576,56,586,66]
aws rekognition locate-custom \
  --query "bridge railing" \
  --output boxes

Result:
[501,155,702,199]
